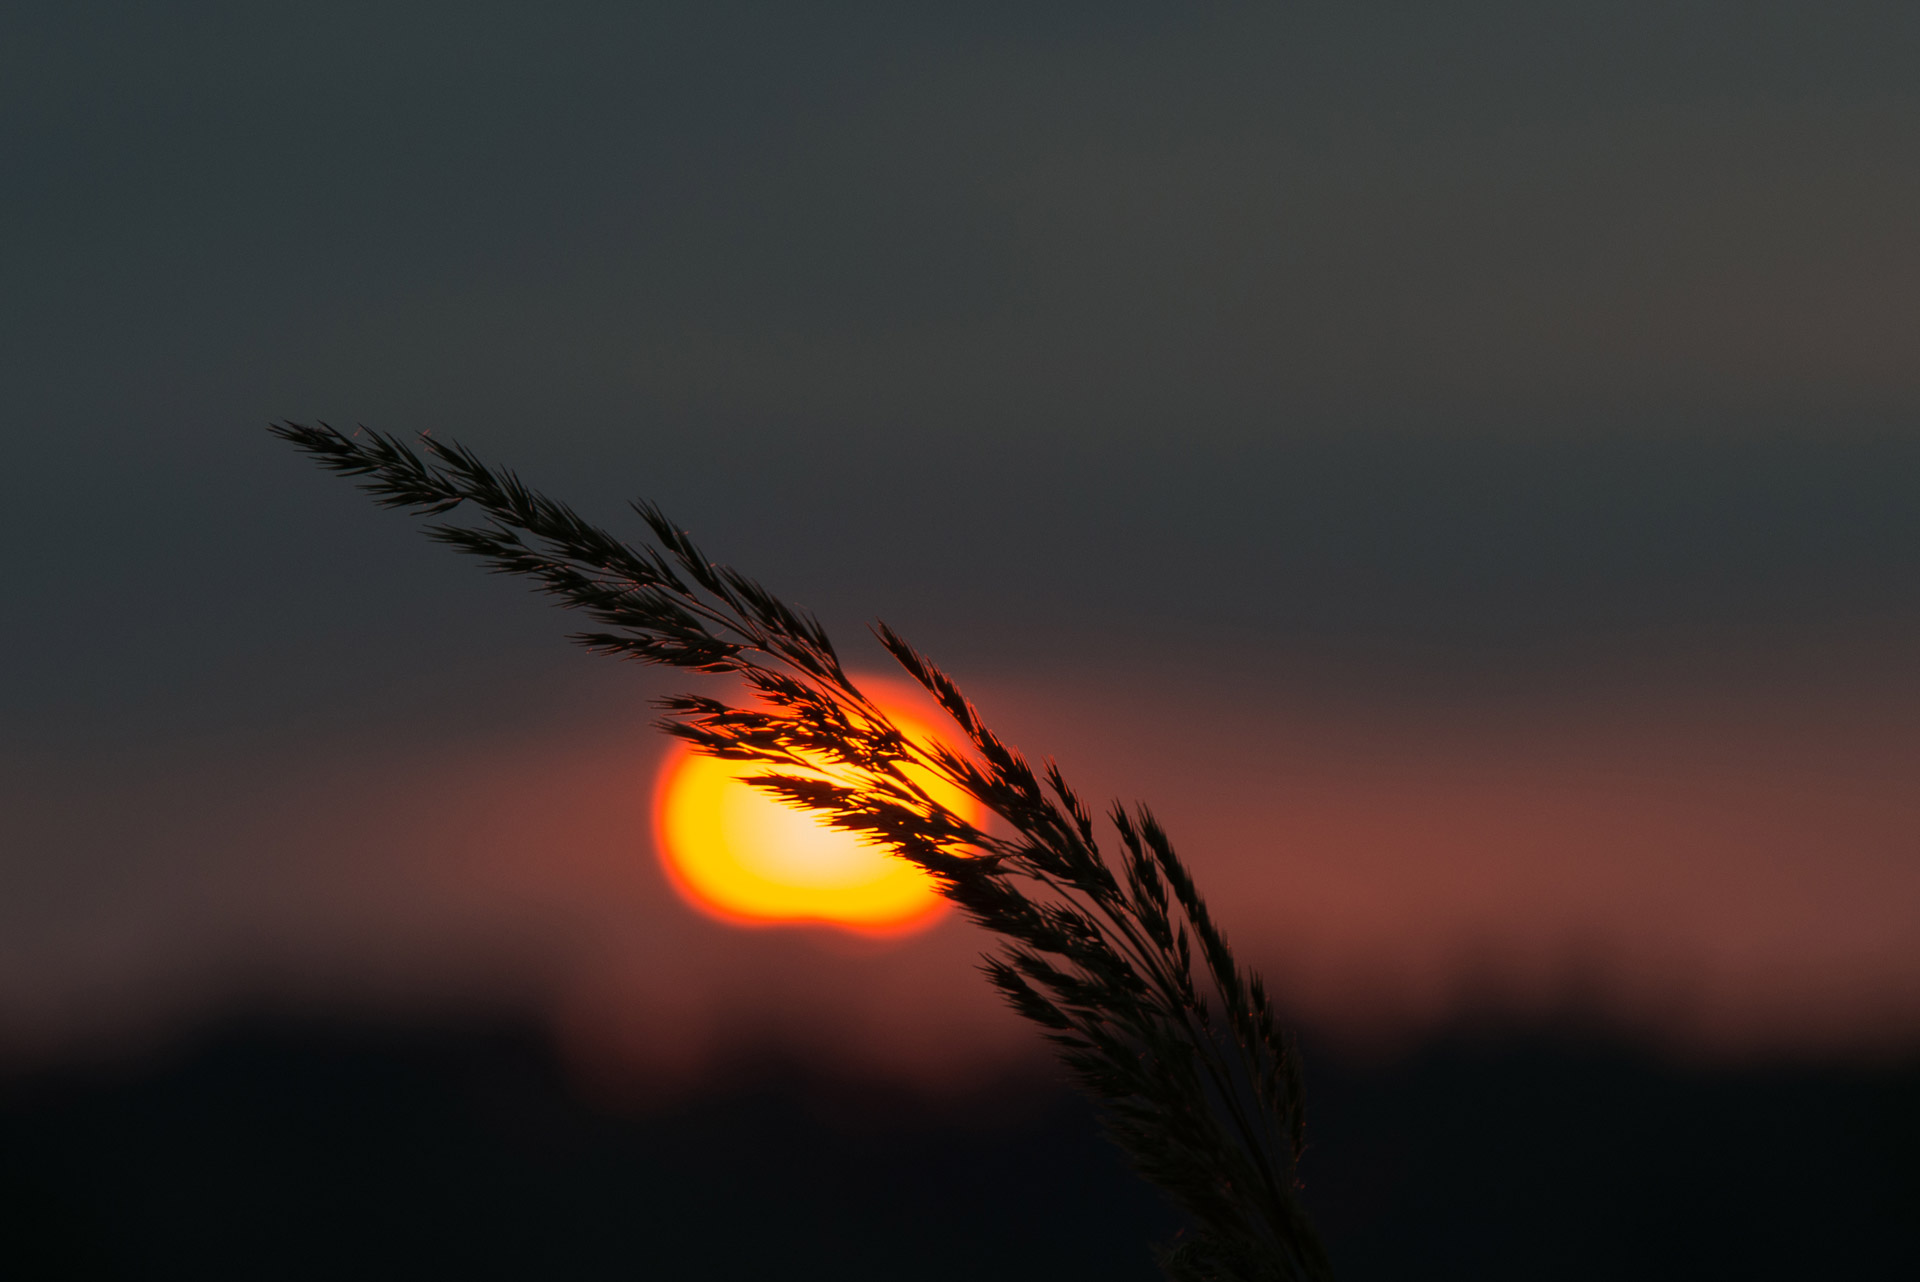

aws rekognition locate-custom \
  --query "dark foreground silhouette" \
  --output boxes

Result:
[4,1017,1914,1281]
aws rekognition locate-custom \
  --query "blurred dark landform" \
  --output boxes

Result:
[2,1018,1914,1280]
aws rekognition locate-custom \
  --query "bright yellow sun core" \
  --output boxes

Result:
[651,688,980,933]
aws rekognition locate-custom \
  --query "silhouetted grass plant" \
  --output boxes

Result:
[273,422,1333,1282]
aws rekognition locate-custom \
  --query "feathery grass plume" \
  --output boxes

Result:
[271,422,1333,1282]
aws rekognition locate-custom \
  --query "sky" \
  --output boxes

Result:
[4,1,1919,1092]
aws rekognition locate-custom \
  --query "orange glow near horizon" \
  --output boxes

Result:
[652,683,982,934]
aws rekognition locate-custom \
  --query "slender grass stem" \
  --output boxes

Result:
[272,422,1333,1282]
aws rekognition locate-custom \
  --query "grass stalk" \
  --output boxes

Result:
[272,422,1333,1281]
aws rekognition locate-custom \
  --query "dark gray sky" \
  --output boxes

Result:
[4,3,1917,1070]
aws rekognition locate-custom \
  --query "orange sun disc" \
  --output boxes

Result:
[652,681,983,934]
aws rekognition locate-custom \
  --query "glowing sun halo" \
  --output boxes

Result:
[652,684,982,933]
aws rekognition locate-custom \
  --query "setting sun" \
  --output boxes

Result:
[651,681,983,933]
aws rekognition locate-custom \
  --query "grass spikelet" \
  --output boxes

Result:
[271,421,1334,1281]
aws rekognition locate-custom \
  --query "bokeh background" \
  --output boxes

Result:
[4,3,1917,1277]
